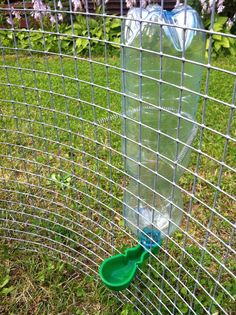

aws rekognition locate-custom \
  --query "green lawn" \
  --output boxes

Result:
[0,53,235,314]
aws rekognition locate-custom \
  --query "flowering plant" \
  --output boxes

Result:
[0,5,121,56]
[187,0,236,56]
[1,0,235,57]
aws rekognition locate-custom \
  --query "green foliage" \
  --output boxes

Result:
[0,14,121,56]
[188,0,236,57]
[70,14,121,55]
[222,0,236,30]
[50,172,73,190]
[121,303,140,315]
[0,269,15,297]
[0,246,121,314]
[205,15,236,57]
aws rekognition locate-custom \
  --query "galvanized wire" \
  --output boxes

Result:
[0,0,235,314]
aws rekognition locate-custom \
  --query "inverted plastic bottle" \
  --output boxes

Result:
[123,3,205,241]
[99,4,205,291]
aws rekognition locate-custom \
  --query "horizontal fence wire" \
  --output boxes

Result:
[0,0,235,314]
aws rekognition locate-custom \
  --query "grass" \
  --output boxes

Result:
[0,52,235,314]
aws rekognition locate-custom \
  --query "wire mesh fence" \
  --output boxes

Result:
[0,0,235,314]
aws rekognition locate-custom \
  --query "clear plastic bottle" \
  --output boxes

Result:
[122,4,205,243]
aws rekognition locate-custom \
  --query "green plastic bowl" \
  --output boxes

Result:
[99,244,160,291]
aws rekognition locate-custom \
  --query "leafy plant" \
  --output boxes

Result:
[205,15,236,57]
[121,303,141,315]
[188,0,236,57]
[0,270,14,296]
[221,0,236,34]
[50,172,73,190]
[0,14,121,56]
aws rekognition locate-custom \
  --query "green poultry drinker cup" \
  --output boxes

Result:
[99,3,205,291]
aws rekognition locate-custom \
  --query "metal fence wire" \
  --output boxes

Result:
[0,0,235,314]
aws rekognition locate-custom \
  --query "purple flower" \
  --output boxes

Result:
[217,0,225,13]
[6,6,21,27]
[12,10,21,20]
[31,0,48,20]
[200,0,207,13]
[57,0,63,9]
[207,0,214,14]
[72,0,84,11]
[50,15,56,24]
[58,13,63,21]
[6,16,14,26]
[217,0,224,6]
[226,18,234,29]
[200,0,225,15]
[217,4,224,13]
